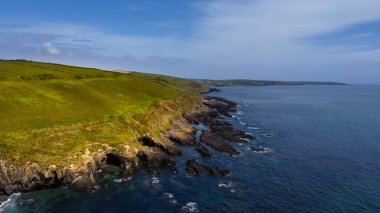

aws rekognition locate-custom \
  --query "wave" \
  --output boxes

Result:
[247,127,260,130]
[181,202,199,212]
[152,176,160,184]
[0,193,21,212]
[218,181,233,188]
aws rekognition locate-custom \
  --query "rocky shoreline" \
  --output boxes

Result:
[0,92,253,202]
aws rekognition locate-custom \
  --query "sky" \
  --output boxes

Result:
[1,0,380,84]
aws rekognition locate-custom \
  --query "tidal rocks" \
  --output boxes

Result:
[200,132,240,155]
[195,143,212,157]
[166,121,197,146]
[185,160,230,176]
[184,105,219,124]
[139,136,182,155]
[249,146,266,152]
[203,96,237,117]
[137,148,176,170]
[201,87,220,94]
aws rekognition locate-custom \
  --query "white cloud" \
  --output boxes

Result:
[1,0,380,83]
[42,42,60,55]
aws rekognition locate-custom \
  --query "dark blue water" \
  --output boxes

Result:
[2,85,380,212]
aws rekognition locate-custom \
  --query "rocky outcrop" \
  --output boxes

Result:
[166,120,197,146]
[201,87,220,94]
[195,143,212,157]
[203,96,237,117]
[185,160,230,176]
[0,193,8,206]
[210,126,255,143]
[0,148,139,194]
[139,136,182,156]
[137,147,177,172]
[200,132,241,155]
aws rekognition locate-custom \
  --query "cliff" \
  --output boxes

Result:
[0,60,205,195]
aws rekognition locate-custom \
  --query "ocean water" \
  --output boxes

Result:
[2,85,380,212]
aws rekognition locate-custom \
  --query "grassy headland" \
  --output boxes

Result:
[0,60,205,167]
[195,79,347,87]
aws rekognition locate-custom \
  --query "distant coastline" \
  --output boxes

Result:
[194,79,347,87]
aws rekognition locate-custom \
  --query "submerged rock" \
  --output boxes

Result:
[200,132,241,155]
[250,146,270,153]
[185,160,230,177]
[195,144,212,157]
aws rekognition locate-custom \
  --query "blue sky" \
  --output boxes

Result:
[1,0,380,83]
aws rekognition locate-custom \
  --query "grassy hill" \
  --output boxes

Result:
[0,60,204,166]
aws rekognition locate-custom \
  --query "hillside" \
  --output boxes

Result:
[0,60,204,168]
[196,79,347,87]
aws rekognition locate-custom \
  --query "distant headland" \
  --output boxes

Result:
[194,79,347,87]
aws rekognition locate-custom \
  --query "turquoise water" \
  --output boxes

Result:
[2,85,380,212]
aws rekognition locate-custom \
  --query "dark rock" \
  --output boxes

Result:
[212,131,249,144]
[250,147,265,152]
[201,87,220,94]
[137,148,176,169]
[209,126,235,132]
[0,194,9,204]
[167,129,196,146]
[202,117,231,127]
[195,143,212,157]
[203,97,237,117]
[184,106,219,124]
[210,126,256,143]
[139,136,182,155]
[185,160,230,176]
[200,132,240,155]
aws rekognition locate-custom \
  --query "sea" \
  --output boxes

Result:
[1,85,380,212]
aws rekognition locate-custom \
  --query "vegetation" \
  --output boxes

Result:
[0,60,202,166]
[195,79,347,87]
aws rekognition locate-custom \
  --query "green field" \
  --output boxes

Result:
[0,60,204,166]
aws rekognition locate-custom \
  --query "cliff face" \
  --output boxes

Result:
[0,96,202,194]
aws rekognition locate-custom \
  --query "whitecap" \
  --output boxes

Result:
[218,181,233,188]
[113,178,123,183]
[152,176,160,184]
[164,193,177,205]
[239,122,246,125]
[181,202,199,212]
[164,192,174,199]
[247,127,260,130]
[0,193,21,211]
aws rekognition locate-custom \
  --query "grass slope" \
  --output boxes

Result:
[0,60,202,166]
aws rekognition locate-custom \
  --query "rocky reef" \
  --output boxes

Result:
[0,93,254,196]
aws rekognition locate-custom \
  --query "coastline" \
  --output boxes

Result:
[0,87,255,204]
